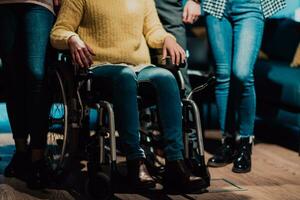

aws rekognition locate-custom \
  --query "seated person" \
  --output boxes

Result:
[50,0,202,191]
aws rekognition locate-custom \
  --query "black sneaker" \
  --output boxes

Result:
[207,137,235,167]
[4,151,30,181]
[27,159,50,190]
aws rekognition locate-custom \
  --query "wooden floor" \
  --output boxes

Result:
[1,137,300,200]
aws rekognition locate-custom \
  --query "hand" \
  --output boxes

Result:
[68,35,95,68]
[183,0,201,24]
[162,36,186,66]
[53,0,61,6]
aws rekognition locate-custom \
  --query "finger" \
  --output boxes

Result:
[162,46,167,60]
[179,48,186,64]
[172,47,180,66]
[193,16,199,23]
[53,0,59,6]
[78,49,90,68]
[83,47,93,65]
[187,13,194,24]
[168,49,175,65]
[86,43,96,56]
[74,50,84,67]
[71,49,76,65]
[182,6,188,22]
[176,46,186,64]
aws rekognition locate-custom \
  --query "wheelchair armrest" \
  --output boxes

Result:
[56,50,72,63]
[54,49,93,79]
[160,56,186,69]
[152,55,186,72]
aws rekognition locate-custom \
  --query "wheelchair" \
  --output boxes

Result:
[46,53,213,199]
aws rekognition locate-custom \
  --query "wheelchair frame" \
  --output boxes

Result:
[47,55,212,199]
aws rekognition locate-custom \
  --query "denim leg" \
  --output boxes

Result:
[206,15,235,136]
[22,5,54,149]
[0,6,27,140]
[138,66,183,161]
[231,2,264,137]
[92,66,145,160]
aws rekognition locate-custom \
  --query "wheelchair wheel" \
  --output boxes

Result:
[47,69,70,173]
[85,172,112,200]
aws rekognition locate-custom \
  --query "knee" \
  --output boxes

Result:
[114,67,136,82]
[114,67,137,91]
[233,69,254,86]
[27,57,47,81]
[148,68,178,90]
[215,64,231,84]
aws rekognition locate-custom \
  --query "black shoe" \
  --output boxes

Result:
[163,159,206,194]
[4,151,30,181]
[127,158,156,189]
[232,137,252,173]
[207,137,235,167]
[27,159,49,190]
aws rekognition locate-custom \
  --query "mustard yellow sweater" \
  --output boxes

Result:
[50,0,175,67]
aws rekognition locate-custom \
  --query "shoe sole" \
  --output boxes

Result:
[207,161,232,168]
[134,182,156,190]
[232,167,251,173]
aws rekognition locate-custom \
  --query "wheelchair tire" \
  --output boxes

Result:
[47,69,70,174]
[85,172,113,200]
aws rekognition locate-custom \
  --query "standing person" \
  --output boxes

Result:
[204,0,286,173]
[0,0,60,189]
[154,0,201,94]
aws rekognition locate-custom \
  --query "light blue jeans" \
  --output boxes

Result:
[91,65,183,161]
[205,0,265,137]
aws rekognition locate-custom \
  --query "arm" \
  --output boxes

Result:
[53,0,61,6]
[143,0,186,65]
[143,0,176,49]
[50,0,95,68]
[50,0,84,50]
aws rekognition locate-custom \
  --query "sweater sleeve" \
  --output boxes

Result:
[50,0,85,50]
[143,0,176,49]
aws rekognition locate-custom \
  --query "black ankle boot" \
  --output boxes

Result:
[232,137,252,173]
[163,160,206,193]
[27,159,49,190]
[207,137,235,167]
[127,158,156,189]
[4,151,30,181]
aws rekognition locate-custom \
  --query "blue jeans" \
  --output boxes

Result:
[91,65,183,161]
[0,4,54,149]
[205,0,264,137]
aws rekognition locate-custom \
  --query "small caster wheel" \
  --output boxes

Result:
[85,172,113,200]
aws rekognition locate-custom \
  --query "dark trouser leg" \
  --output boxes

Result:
[137,66,183,161]
[0,5,28,151]
[22,5,54,154]
[92,65,145,160]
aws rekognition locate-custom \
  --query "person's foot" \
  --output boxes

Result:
[163,159,206,194]
[27,159,49,190]
[232,137,252,173]
[4,151,30,181]
[127,158,156,189]
[207,137,235,167]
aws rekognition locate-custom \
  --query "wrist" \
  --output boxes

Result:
[68,35,79,45]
